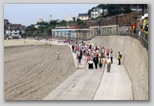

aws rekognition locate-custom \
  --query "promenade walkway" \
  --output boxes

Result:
[43,43,133,100]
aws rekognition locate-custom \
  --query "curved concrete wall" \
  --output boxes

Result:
[89,36,148,100]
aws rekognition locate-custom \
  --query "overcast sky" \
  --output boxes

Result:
[4,4,98,26]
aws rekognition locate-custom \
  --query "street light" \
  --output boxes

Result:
[97,18,101,36]
[116,14,118,35]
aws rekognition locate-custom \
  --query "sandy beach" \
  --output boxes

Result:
[4,40,76,100]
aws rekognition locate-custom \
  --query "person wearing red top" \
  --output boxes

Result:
[86,54,90,63]
[96,53,99,57]
[106,49,110,56]
[132,22,137,34]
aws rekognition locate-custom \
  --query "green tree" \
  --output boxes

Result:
[46,26,52,35]
[88,7,96,18]
[123,4,132,14]
[49,20,57,26]
[76,18,81,23]
[60,20,67,26]
[25,25,37,31]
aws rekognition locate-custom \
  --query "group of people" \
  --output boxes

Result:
[54,38,122,73]
[139,13,148,41]
[70,40,122,73]
[132,13,148,41]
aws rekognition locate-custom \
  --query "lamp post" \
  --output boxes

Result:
[78,28,81,39]
[97,18,101,36]
[116,14,118,35]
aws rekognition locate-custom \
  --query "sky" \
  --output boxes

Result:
[4,4,98,26]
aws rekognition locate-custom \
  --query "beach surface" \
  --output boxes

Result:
[4,40,76,100]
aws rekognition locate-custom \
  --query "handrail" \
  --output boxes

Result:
[51,28,148,51]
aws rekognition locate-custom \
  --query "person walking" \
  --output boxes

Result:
[101,46,105,55]
[99,56,103,68]
[88,58,94,69]
[106,49,110,56]
[110,51,113,64]
[93,54,99,69]
[86,54,90,63]
[89,44,92,50]
[117,52,122,65]
[56,50,60,60]
[79,49,83,60]
[72,44,74,52]
[102,55,107,67]
[76,50,81,64]
[107,56,111,73]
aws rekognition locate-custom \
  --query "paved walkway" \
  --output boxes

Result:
[93,58,133,100]
[43,43,133,100]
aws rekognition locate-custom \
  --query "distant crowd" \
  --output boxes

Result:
[57,38,122,73]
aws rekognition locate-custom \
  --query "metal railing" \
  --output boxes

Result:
[51,28,148,51]
[89,27,148,51]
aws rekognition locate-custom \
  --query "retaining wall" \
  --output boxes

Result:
[88,36,148,100]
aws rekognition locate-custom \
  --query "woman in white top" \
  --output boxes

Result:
[107,56,111,73]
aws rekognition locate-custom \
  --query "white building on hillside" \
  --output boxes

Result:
[48,15,53,23]
[38,18,44,23]
[66,15,73,22]
[57,19,62,23]
[5,30,21,39]
[78,13,89,21]
[34,25,40,29]
[91,7,103,19]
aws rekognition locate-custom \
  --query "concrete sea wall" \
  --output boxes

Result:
[89,36,148,100]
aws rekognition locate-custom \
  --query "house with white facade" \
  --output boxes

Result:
[78,13,89,21]
[5,30,21,39]
[65,15,73,22]
[38,18,44,23]
[91,7,103,19]
[4,19,25,39]
[34,24,40,29]
[57,19,62,23]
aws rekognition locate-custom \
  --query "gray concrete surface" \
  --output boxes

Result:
[43,68,104,100]
[93,58,133,100]
[43,44,133,100]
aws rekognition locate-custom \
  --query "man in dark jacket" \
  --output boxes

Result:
[72,45,74,52]
[93,54,98,69]
[118,52,122,65]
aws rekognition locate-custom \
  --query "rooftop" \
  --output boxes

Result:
[79,13,88,17]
